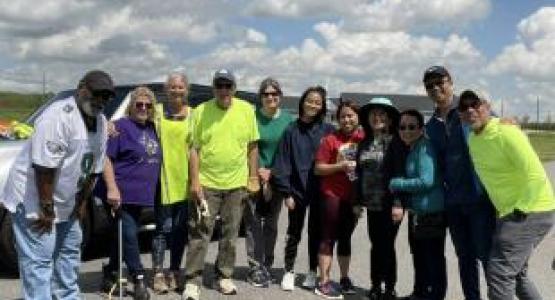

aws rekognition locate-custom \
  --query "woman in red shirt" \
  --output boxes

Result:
[314,100,364,298]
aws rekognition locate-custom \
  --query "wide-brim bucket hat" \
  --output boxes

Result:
[359,97,400,129]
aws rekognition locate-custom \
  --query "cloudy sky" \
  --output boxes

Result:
[0,0,553,119]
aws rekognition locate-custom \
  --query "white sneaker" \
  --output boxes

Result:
[216,278,237,295]
[281,271,296,291]
[182,282,200,300]
[302,271,317,289]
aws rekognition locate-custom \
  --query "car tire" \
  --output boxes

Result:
[0,213,18,274]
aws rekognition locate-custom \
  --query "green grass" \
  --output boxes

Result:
[0,91,50,122]
[528,131,555,162]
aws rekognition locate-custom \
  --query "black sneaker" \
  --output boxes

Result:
[315,281,344,299]
[133,274,150,300]
[367,286,383,300]
[101,265,119,294]
[262,266,275,284]
[247,268,269,288]
[339,277,356,295]
[383,289,398,300]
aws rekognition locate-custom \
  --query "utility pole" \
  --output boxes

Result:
[536,96,540,123]
[42,71,46,100]
[501,99,504,117]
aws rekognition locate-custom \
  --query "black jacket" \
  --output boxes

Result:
[271,120,335,207]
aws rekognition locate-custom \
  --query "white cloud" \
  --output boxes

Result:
[486,7,555,117]
[176,21,485,99]
[488,7,555,81]
[246,28,268,44]
[246,0,491,31]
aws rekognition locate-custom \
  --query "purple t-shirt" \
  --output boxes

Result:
[107,117,161,206]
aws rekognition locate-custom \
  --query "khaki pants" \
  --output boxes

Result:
[184,187,246,284]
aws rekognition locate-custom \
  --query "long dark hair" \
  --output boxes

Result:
[298,85,327,123]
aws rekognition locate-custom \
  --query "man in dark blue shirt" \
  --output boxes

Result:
[423,66,495,300]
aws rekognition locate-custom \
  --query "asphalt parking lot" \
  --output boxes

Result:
[1,163,554,300]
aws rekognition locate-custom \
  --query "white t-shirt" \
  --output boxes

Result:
[0,96,107,222]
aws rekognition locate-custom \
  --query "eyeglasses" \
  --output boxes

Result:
[399,124,418,131]
[135,102,153,110]
[215,82,233,90]
[458,100,482,112]
[424,78,449,90]
[262,92,280,97]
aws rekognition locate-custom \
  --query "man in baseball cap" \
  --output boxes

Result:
[182,68,260,299]
[421,65,495,300]
[0,70,113,299]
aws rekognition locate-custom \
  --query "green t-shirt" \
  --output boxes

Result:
[256,108,294,168]
[469,118,555,217]
[192,98,259,189]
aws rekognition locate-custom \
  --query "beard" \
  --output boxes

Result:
[80,100,103,117]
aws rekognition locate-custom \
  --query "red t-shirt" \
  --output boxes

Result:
[315,128,364,200]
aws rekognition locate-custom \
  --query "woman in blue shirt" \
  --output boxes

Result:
[389,109,447,300]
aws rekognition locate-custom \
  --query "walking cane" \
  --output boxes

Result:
[108,208,126,300]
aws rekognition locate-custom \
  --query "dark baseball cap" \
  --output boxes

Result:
[423,65,451,82]
[80,70,115,96]
[213,69,236,84]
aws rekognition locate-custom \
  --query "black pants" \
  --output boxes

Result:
[408,213,447,300]
[284,200,320,272]
[367,209,401,290]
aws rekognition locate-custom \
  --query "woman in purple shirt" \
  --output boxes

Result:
[102,86,161,300]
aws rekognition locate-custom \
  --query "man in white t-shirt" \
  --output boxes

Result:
[0,70,114,300]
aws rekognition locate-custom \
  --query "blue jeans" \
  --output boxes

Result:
[447,200,496,300]
[12,204,82,300]
[107,204,146,276]
[152,201,188,271]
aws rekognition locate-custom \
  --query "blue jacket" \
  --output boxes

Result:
[271,120,335,207]
[425,104,485,208]
[389,136,444,214]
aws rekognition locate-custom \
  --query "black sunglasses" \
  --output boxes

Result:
[458,100,482,112]
[424,78,449,90]
[399,124,418,131]
[215,82,233,90]
[91,90,114,101]
[262,92,280,97]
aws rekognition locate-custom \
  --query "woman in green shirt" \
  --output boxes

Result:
[244,78,294,287]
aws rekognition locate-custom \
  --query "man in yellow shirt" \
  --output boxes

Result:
[459,90,554,300]
[182,69,259,300]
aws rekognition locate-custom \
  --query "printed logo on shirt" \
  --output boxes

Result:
[140,131,159,158]
[63,104,74,113]
[46,141,66,156]
[77,152,94,190]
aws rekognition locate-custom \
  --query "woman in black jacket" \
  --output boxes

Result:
[355,97,408,300]
[272,86,335,292]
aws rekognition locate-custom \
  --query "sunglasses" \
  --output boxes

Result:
[91,90,114,102]
[215,82,233,90]
[399,124,418,131]
[135,102,153,110]
[262,92,280,97]
[458,100,482,112]
[424,78,449,90]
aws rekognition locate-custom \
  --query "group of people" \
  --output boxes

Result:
[0,65,553,300]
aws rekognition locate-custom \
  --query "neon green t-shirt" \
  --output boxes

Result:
[156,104,192,204]
[468,118,555,217]
[192,98,259,190]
